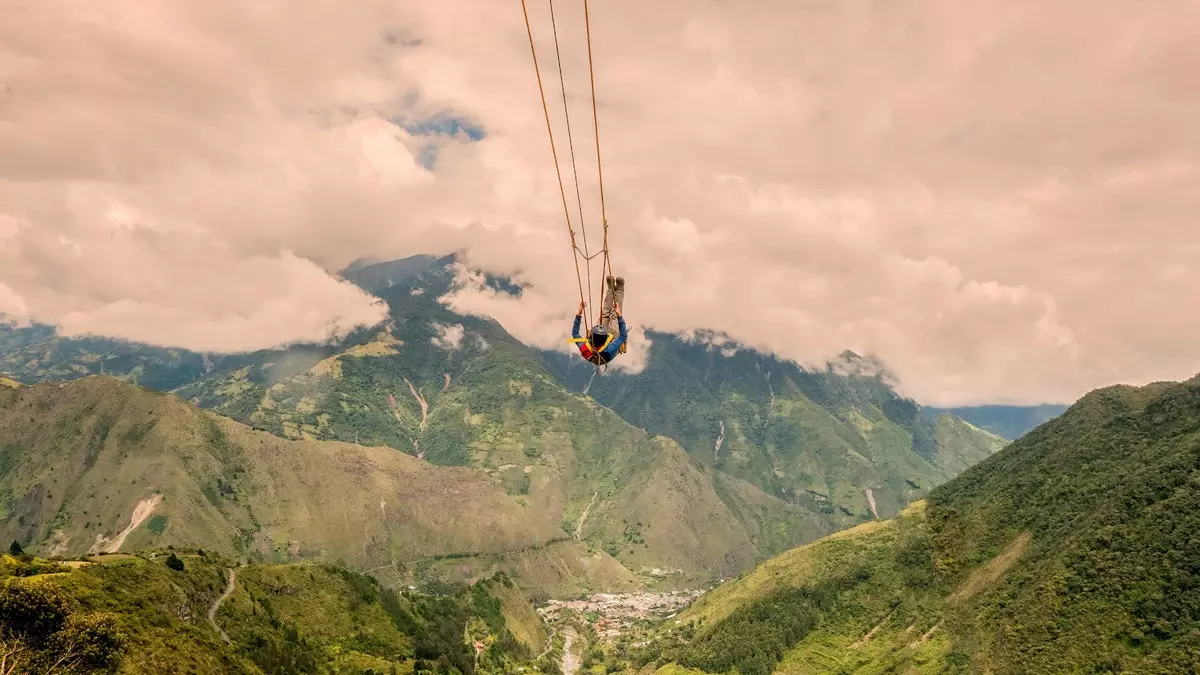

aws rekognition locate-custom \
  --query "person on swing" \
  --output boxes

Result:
[571,275,627,365]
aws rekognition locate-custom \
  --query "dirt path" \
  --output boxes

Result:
[535,626,558,662]
[851,609,894,649]
[947,531,1032,604]
[208,568,236,644]
[907,620,941,649]
[561,628,581,675]
[574,492,598,540]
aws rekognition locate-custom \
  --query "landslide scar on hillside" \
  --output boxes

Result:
[89,494,164,554]
[947,531,1033,605]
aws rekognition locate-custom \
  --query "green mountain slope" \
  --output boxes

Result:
[0,376,560,567]
[101,258,854,581]
[0,254,1003,589]
[924,403,1070,440]
[0,374,838,593]
[0,320,243,392]
[543,337,1007,524]
[636,374,1200,675]
[1,549,546,674]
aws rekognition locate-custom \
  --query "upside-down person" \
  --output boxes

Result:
[570,276,627,365]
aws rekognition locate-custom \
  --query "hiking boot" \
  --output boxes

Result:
[615,276,625,290]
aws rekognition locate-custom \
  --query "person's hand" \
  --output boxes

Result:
[577,300,586,316]
[613,302,621,317]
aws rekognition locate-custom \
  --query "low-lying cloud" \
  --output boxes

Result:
[2,0,1198,405]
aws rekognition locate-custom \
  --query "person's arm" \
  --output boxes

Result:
[571,308,590,357]
[605,315,628,358]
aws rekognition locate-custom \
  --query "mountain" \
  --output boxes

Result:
[0,320,234,392]
[0,376,560,570]
[0,372,839,596]
[543,336,1007,522]
[0,547,548,674]
[925,403,1071,440]
[0,254,1005,590]
[634,374,1200,674]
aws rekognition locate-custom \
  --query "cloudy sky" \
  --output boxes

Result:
[2,0,1198,406]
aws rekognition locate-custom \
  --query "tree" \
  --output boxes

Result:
[7,542,21,557]
[0,580,126,674]
[165,553,184,572]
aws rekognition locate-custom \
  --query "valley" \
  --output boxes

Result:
[0,257,1105,675]
[0,255,1007,599]
[619,375,1200,674]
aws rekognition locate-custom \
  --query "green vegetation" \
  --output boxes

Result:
[0,376,559,576]
[630,375,1200,674]
[543,338,1007,523]
[0,254,1008,593]
[0,577,126,674]
[0,547,545,674]
[2,372,838,593]
[924,403,1069,441]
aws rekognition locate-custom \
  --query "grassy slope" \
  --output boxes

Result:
[4,549,544,674]
[91,258,849,583]
[543,338,1007,524]
[0,376,560,568]
[0,373,830,595]
[645,375,1200,675]
[930,414,1008,476]
[0,255,1001,591]
[395,539,640,603]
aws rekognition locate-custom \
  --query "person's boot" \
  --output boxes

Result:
[606,275,615,290]
[615,276,624,290]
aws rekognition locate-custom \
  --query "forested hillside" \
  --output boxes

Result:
[631,375,1200,674]
[544,336,1006,521]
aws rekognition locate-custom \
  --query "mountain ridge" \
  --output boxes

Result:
[0,375,845,596]
[1,254,1011,595]
[633,373,1200,674]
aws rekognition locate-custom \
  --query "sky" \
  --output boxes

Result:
[2,0,1199,406]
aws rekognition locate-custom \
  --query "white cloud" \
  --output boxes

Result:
[2,0,1199,403]
[431,322,465,350]
[0,282,29,322]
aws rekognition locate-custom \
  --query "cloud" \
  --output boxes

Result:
[0,282,28,321]
[431,322,464,350]
[2,0,1199,404]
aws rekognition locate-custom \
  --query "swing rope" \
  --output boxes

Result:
[522,0,616,339]
[584,0,614,307]
[548,0,596,324]
[520,0,591,328]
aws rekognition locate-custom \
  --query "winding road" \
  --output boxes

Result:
[208,568,237,644]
